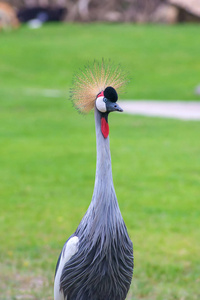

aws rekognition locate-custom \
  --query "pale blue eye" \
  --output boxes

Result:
[103,97,107,103]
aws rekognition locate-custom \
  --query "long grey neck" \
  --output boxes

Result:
[76,107,123,243]
[93,107,113,193]
[89,107,123,231]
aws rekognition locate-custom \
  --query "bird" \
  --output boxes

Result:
[54,60,133,300]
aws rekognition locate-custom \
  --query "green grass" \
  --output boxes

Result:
[0,23,200,100]
[0,24,200,299]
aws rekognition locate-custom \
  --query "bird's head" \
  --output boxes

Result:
[70,60,127,138]
[96,86,123,114]
[70,60,127,115]
[95,86,123,139]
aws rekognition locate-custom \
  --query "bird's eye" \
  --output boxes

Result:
[103,98,107,103]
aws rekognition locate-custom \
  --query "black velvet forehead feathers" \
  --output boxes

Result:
[104,86,118,103]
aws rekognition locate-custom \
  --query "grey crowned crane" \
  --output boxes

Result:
[54,61,133,300]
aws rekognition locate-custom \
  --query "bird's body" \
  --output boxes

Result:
[54,61,133,300]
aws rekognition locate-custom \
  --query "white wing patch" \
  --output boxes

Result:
[54,236,79,300]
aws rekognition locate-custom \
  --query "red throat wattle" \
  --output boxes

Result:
[101,117,109,138]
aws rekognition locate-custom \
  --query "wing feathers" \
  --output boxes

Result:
[54,236,79,300]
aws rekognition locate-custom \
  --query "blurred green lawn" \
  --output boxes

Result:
[0,23,200,300]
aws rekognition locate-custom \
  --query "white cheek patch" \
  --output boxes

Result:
[96,96,107,113]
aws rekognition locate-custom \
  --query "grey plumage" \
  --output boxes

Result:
[54,82,133,300]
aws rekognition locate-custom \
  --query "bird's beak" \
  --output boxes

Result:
[106,100,123,113]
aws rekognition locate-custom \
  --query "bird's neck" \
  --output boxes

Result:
[94,107,113,189]
[76,107,123,242]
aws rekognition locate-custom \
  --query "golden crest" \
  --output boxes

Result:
[70,59,128,113]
